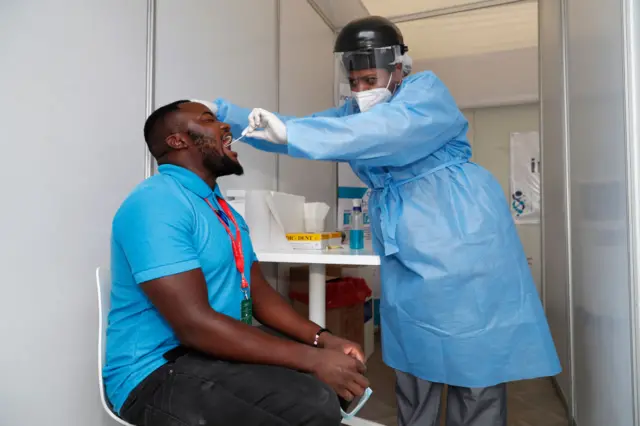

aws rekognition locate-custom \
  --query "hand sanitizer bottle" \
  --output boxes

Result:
[349,199,365,250]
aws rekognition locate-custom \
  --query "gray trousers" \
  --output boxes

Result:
[395,371,507,426]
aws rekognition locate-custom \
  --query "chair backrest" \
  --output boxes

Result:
[96,266,134,426]
[97,266,111,373]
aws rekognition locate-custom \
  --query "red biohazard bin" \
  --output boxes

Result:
[289,277,372,348]
[289,277,372,309]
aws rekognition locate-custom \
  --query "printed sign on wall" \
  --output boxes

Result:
[510,132,540,224]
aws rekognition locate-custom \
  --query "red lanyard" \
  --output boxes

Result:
[204,197,249,291]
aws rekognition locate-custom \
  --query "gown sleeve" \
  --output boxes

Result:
[214,98,351,155]
[284,72,468,167]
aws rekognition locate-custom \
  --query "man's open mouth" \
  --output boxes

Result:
[222,133,233,148]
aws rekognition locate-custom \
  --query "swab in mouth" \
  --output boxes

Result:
[224,134,244,148]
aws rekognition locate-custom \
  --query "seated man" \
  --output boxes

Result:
[104,100,369,426]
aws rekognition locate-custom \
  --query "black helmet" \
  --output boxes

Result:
[334,16,408,54]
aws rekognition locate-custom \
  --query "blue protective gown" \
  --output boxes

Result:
[214,71,561,387]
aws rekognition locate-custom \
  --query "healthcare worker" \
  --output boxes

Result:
[197,15,561,426]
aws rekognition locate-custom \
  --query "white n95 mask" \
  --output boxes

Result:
[352,74,394,112]
[353,88,392,112]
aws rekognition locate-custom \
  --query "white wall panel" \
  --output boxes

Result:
[415,47,538,109]
[155,0,279,193]
[397,1,537,60]
[566,0,634,424]
[309,0,369,29]
[278,0,337,230]
[362,0,483,16]
[0,1,148,425]
[539,0,573,411]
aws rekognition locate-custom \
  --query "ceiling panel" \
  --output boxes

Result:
[361,0,488,17]
[310,0,369,29]
[398,1,538,60]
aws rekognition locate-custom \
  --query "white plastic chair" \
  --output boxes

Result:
[96,266,135,426]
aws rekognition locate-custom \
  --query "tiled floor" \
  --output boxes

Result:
[353,337,570,426]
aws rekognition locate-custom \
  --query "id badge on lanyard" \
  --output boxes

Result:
[204,197,252,325]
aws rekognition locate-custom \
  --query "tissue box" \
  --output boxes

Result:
[285,232,342,250]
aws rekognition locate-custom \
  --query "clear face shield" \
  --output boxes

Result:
[335,45,404,114]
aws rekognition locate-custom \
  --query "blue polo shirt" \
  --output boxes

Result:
[103,164,257,414]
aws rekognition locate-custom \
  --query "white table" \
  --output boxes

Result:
[257,247,383,426]
[257,248,380,328]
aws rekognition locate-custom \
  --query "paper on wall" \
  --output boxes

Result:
[510,131,541,224]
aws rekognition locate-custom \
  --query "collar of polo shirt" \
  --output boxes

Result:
[158,164,224,200]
